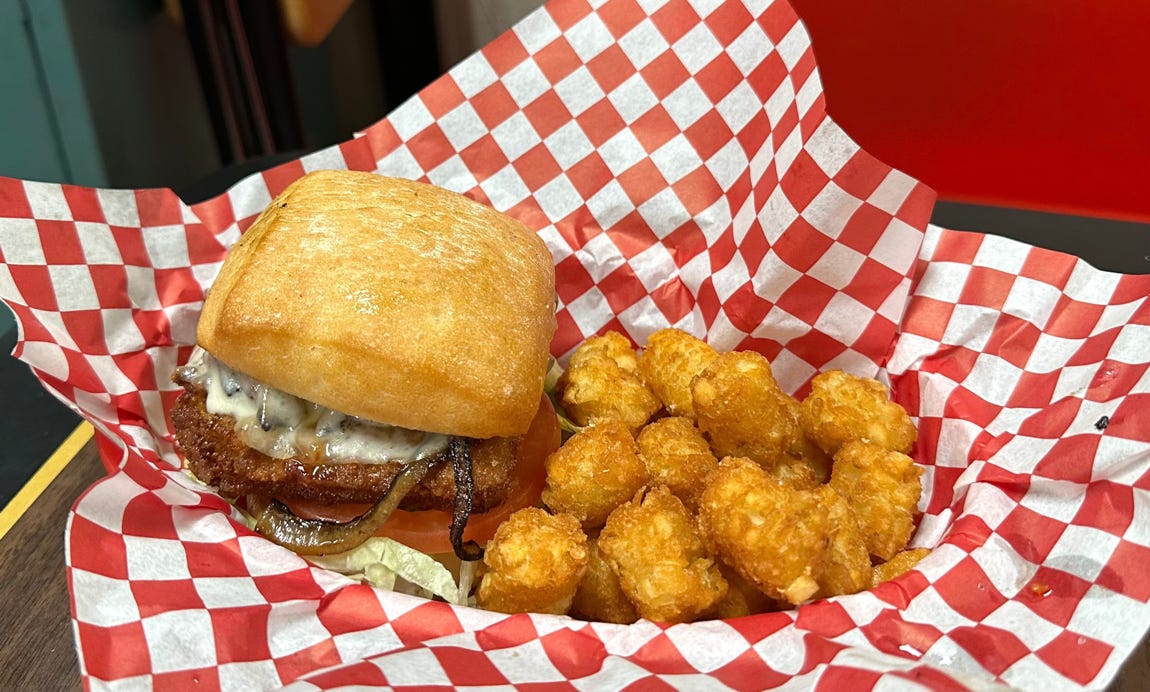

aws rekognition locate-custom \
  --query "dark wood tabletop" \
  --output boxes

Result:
[0,426,102,691]
[2,425,1148,691]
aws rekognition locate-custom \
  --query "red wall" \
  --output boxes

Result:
[790,1,1150,222]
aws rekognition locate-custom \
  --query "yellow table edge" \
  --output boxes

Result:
[0,421,94,542]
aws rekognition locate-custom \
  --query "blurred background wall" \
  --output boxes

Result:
[0,0,546,190]
[2,0,1147,344]
[0,0,544,339]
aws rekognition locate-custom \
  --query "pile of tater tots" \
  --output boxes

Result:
[475,328,930,623]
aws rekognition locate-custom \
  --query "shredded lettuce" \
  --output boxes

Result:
[309,537,469,606]
[544,356,584,436]
[457,559,478,604]
[186,470,476,606]
[543,355,563,394]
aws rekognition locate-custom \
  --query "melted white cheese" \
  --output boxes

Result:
[178,347,449,464]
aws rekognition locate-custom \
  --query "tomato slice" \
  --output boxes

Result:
[280,498,374,524]
[278,394,561,555]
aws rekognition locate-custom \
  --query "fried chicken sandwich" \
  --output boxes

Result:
[170,170,559,561]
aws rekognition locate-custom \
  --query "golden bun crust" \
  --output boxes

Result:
[197,170,556,438]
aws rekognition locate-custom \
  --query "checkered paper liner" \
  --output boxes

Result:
[1,0,1148,689]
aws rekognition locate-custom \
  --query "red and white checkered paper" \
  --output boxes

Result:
[2,0,1148,689]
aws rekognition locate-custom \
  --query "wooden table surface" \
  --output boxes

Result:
[2,428,1149,691]
[0,428,103,690]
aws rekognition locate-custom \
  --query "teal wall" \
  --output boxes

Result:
[0,0,105,185]
[0,0,107,339]
[0,0,72,183]
[0,0,396,341]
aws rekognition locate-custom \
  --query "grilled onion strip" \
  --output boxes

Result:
[254,454,439,556]
[448,437,484,561]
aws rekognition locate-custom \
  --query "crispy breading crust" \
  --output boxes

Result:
[171,386,517,511]
[799,370,917,456]
[829,440,923,561]
[697,457,829,606]
[476,507,588,615]
[558,332,662,432]
[541,419,649,530]
[598,486,727,623]
[638,328,718,419]
[570,537,639,624]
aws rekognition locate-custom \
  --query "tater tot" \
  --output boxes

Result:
[635,416,718,512]
[873,548,931,585]
[799,370,917,456]
[781,393,833,484]
[541,419,649,530]
[704,563,781,620]
[770,456,822,491]
[476,508,588,615]
[789,433,834,485]
[813,486,872,598]
[637,328,719,419]
[569,537,639,625]
[569,331,641,372]
[598,486,727,623]
[830,441,923,562]
[698,457,828,605]
[559,338,662,432]
[691,351,799,467]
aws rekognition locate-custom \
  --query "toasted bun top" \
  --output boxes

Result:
[196,170,557,438]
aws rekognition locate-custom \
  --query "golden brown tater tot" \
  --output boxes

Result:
[598,486,727,623]
[813,485,872,597]
[691,351,799,468]
[799,370,917,456]
[569,537,639,624]
[830,440,923,561]
[569,331,642,372]
[635,416,718,512]
[476,508,588,615]
[559,334,662,432]
[873,548,931,584]
[637,328,718,419]
[781,393,833,484]
[704,563,781,620]
[698,457,828,605]
[541,419,649,530]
